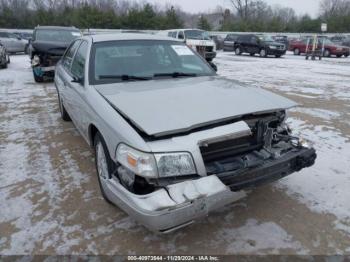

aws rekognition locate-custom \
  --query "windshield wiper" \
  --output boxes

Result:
[99,75,152,81]
[153,72,197,78]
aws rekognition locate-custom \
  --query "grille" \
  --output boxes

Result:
[200,135,262,163]
[196,46,213,53]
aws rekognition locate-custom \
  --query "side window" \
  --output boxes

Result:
[250,36,257,43]
[172,32,177,38]
[178,31,185,40]
[71,41,88,79]
[62,40,81,71]
[167,32,172,37]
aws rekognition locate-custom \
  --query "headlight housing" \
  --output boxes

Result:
[32,55,40,66]
[116,144,196,178]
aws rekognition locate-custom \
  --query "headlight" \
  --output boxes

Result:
[155,152,196,177]
[269,46,277,49]
[32,55,40,66]
[116,144,196,178]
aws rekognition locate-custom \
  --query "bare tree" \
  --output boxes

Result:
[320,0,350,18]
[229,0,250,20]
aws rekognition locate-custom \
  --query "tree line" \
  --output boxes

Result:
[0,0,349,33]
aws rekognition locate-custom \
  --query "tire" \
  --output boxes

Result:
[58,92,71,122]
[94,132,116,204]
[250,53,255,56]
[324,49,331,57]
[275,55,281,58]
[259,49,267,57]
[235,47,242,55]
[345,54,349,58]
[33,69,44,83]
[7,55,10,64]
[294,48,300,55]
[336,54,342,58]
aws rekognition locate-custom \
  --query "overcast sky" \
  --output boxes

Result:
[148,0,321,17]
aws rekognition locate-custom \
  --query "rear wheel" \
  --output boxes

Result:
[94,132,115,204]
[324,49,331,57]
[259,49,267,57]
[294,48,300,55]
[235,47,242,55]
[58,92,71,122]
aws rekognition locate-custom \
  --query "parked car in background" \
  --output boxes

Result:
[0,31,28,53]
[289,37,350,57]
[0,42,10,68]
[55,33,316,232]
[210,35,224,50]
[330,35,350,47]
[160,29,216,61]
[30,26,81,82]
[234,34,287,58]
[272,35,289,50]
[13,31,33,41]
[223,34,240,52]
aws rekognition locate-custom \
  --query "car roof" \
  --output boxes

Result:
[35,26,80,31]
[88,33,178,43]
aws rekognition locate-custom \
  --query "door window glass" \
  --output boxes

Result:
[62,40,81,71]
[71,41,88,79]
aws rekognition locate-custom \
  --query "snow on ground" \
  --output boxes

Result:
[1,53,350,255]
[216,51,350,237]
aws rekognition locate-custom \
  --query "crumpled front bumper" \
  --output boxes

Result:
[104,176,245,233]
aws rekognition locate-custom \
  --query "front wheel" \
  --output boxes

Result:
[94,132,116,204]
[294,48,300,55]
[324,49,331,57]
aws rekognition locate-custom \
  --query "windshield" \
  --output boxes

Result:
[90,40,215,85]
[184,30,210,40]
[258,35,274,42]
[35,29,81,43]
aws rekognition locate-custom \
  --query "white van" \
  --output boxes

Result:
[160,29,217,61]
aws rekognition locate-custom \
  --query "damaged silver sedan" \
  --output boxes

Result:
[54,34,317,233]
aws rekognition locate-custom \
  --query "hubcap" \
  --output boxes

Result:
[236,48,240,54]
[261,50,266,56]
[96,142,108,180]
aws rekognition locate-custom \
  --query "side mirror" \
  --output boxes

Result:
[72,76,84,85]
[208,61,217,72]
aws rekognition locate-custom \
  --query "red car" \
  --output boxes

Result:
[289,38,350,58]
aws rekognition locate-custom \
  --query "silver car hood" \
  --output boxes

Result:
[95,76,297,137]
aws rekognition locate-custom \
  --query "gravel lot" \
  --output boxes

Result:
[1,52,350,255]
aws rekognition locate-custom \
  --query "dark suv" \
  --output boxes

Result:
[30,26,81,82]
[234,34,287,58]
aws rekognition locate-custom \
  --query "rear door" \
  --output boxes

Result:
[56,40,81,115]
[224,35,234,50]
[65,41,89,135]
